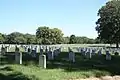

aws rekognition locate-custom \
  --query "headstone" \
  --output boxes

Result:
[1,46,5,55]
[45,47,48,54]
[8,45,10,51]
[53,50,57,57]
[92,49,96,55]
[31,49,37,58]
[31,45,33,50]
[24,46,27,52]
[58,48,61,53]
[15,47,22,64]
[40,48,43,55]
[47,49,54,60]
[54,49,60,57]
[28,48,31,54]
[98,49,102,55]
[69,51,75,62]
[86,49,92,59]
[106,51,111,60]
[5,46,9,53]
[85,48,88,52]
[80,48,84,54]
[51,47,54,51]
[83,50,86,56]
[36,46,39,53]
[83,49,86,55]
[39,54,46,69]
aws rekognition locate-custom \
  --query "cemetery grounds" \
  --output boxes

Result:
[0,44,120,80]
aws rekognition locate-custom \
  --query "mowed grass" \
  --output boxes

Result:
[0,64,110,80]
[0,51,120,80]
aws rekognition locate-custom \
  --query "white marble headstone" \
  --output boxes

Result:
[47,50,54,60]
[15,47,22,64]
[69,51,75,62]
[106,51,111,60]
[39,54,46,69]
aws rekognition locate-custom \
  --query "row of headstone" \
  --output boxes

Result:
[0,45,9,55]
[46,47,61,60]
[1,44,119,68]
[15,46,46,68]
[73,47,113,60]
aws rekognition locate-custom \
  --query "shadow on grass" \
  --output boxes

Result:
[0,52,39,65]
[47,52,120,76]
[0,66,13,71]
[0,72,39,80]
[0,66,39,80]
[1,52,120,77]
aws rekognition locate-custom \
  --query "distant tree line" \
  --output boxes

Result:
[0,26,102,44]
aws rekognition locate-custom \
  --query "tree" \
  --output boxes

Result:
[6,32,20,44]
[24,33,36,44]
[15,36,27,44]
[0,33,5,43]
[63,37,70,44]
[75,36,90,44]
[36,27,50,44]
[6,32,27,44]
[69,35,76,44]
[50,28,64,44]
[36,26,64,45]
[96,0,120,48]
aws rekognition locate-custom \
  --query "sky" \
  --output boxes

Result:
[0,0,108,39]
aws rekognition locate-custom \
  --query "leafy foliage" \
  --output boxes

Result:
[36,26,64,44]
[0,27,102,44]
[96,0,120,47]
[69,35,76,44]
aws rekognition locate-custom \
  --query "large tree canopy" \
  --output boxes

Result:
[5,32,35,44]
[6,32,24,44]
[96,0,120,47]
[24,33,36,44]
[36,26,64,45]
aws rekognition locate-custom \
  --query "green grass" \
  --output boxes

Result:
[0,51,120,80]
[0,64,110,80]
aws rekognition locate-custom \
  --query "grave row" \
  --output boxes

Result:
[0,45,120,69]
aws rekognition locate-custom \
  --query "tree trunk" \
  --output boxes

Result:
[116,43,119,48]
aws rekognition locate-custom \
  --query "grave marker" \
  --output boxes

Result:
[69,51,75,63]
[28,48,31,54]
[92,49,96,55]
[15,47,22,64]
[40,48,43,55]
[39,54,46,69]
[47,48,54,60]
[98,49,102,55]
[106,51,111,60]
[86,49,92,59]
[1,46,5,55]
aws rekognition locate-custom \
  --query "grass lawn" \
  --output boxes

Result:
[0,51,120,80]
